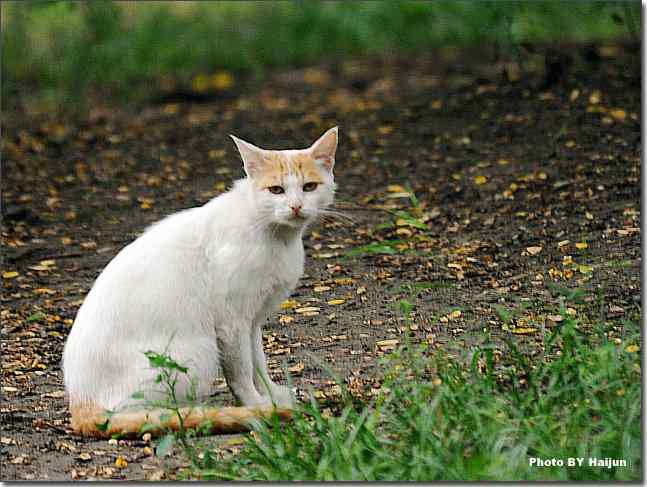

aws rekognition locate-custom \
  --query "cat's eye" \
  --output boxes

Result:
[303,182,319,192]
[268,186,285,195]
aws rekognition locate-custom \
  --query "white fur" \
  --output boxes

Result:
[63,128,338,411]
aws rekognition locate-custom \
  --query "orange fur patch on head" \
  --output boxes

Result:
[252,151,322,189]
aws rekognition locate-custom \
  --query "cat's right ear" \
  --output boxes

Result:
[230,135,265,179]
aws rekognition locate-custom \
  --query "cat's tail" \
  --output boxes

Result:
[70,402,292,438]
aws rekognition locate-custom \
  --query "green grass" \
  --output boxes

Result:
[149,311,640,481]
[2,0,639,110]
[124,290,641,480]
[346,241,403,256]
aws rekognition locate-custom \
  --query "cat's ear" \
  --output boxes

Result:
[309,126,338,173]
[230,134,265,179]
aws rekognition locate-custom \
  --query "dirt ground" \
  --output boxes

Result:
[1,42,641,480]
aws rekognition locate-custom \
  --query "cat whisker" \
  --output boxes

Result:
[247,213,275,234]
[313,215,351,229]
[333,201,392,214]
[317,208,355,224]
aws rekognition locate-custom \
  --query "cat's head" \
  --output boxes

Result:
[230,127,338,229]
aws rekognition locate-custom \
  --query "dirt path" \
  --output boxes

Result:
[1,43,640,480]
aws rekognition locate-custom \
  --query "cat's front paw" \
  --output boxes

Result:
[264,385,295,409]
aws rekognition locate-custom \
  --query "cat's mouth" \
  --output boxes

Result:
[280,212,310,228]
[271,209,313,228]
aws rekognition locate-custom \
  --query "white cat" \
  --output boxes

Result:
[62,127,338,436]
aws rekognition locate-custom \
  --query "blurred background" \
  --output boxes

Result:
[2,0,640,113]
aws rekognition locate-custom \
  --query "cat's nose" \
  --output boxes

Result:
[290,205,302,216]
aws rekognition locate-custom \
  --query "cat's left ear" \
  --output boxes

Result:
[309,126,338,173]
[230,134,266,179]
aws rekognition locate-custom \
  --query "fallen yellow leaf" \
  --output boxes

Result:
[334,277,354,285]
[34,288,56,295]
[376,339,399,349]
[512,327,538,334]
[28,265,52,271]
[209,149,226,159]
[575,242,588,250]
[313,252,336,259]
[210,71,234,91]
[288,362,305,374]
[313,285,332,292]
[327,299,345,306]
[280,299,298,310]
[625,344,639,353]
[302,68,330,85]
[473,175,487,185]
[387,184,406,193]
[2,271,19,279]
[295,306,320,314]
[192,73,209,93]
[578,264,593,274]
[588,90,601,105]
[278,315,294,325]
[396,228,413,237]
[609,109,626,122]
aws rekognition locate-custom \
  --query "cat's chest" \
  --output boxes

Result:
[262,241,304,288]
[207,237,304,291]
